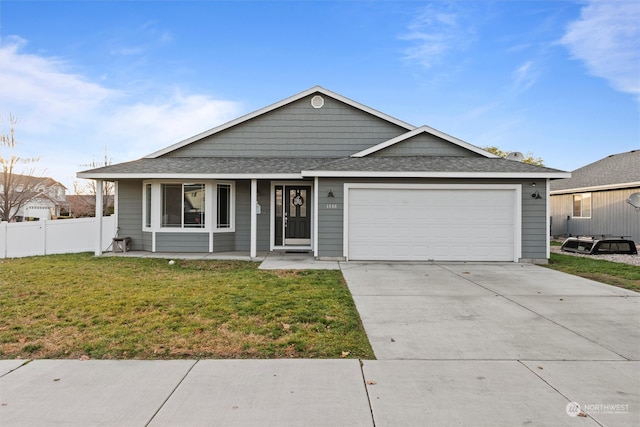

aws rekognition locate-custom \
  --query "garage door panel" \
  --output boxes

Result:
[347,187,517,261]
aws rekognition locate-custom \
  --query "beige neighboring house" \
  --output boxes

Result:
[550,150,640,243]
[1,175,68,221]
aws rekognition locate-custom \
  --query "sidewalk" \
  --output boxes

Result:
[0,359,372,427]
[3,358,638,426]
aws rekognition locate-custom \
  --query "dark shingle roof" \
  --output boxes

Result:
[306,156,566,174]
[78,155,568,178]
[79,157,335,175]
[550,150,640,192]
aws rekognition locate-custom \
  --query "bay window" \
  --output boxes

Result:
[143,181,234,231]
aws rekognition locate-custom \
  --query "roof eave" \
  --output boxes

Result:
[550,181,640,195]
[302,171,572,179]
[76,172,305,180]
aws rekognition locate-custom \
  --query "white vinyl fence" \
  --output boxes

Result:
[0,216,117,259]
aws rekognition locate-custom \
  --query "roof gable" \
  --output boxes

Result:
[351,126,498,158]
[550,150,640,193]
[147,86,415,159]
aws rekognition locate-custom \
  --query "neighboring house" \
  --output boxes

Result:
[78,86,569,262]
[550,150,640,243]
[64,194,115,218]
[0,175,68,221]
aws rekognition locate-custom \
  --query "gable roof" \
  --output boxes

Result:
[550,150,640,194]
[77,86,570,181]
[145,86,416,158]
[351,125,498,158]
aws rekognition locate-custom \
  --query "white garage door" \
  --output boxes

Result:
[346,185,519,261]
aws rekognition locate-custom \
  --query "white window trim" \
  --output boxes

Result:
[214,181,236,233]
[572,193,592,218]
[142,180,235,233]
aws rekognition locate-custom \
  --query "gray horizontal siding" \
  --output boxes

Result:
[317,177,549,261]
[142,232,152,251]
[317,178,345,258]
[167,95,407,158]
[233,180,271,251]
[371,133,482,157]
[212,232,234,252]
[551,188,640,243]
[156,233,209,252]
[116,180,144,251]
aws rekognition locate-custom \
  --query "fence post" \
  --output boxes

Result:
[42,219,48,256]
[0,221,6,259]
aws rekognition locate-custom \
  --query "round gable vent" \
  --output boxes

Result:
[311,95,324,109]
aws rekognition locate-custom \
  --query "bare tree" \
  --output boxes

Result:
[74,148,114,216]
[0,114,41,222]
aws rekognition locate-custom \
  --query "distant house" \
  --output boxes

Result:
[1,175,68,221]
[550,150,640,243]
[64,194,114,218]
[79,86,569,262]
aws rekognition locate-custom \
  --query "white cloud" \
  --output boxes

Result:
[400,3,475,69]
[0,36,242,191]
[560,0,640,97]
[0,36,117,134]
[513,60,538,93]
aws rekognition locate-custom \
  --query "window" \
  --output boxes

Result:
[572,193,591,218]
[143,181,234,232]
[217,184,231,228]
[144,184,152,228]
[161,183,206,228]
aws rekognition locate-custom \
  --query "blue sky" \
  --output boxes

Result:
[1,0,638,192]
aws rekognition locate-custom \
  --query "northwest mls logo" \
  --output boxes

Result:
[566,402,584,417]
[566,401,630,417]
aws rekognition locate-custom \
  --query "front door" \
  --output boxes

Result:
[275,185,311,246]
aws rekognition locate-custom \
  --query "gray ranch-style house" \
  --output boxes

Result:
[78,86,569,263]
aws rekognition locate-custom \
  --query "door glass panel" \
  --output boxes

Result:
[299,189,307,217]
[289,189,297,218]
[276,187,283,217]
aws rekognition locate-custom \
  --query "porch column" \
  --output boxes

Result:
[95,180,104,256]
[313,177,319,257]
[250,179,257,258]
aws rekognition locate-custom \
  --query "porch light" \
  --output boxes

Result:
[327,189,335,198]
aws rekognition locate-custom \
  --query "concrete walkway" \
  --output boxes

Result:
[1,262,638,426]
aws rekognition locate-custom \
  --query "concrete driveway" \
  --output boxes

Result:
[341,262,640,427]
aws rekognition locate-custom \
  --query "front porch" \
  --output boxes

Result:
[101,250,341,270]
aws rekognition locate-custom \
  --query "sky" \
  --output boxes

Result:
[0,0,638,193]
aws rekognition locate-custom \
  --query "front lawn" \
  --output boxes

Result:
[544,253,640,292]
[0,254,374,360]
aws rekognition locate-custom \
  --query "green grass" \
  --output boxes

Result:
[544,252,640,292]
[0,254,374,360]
